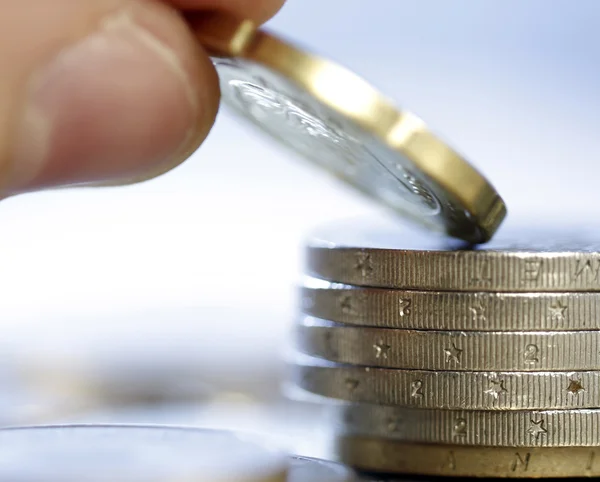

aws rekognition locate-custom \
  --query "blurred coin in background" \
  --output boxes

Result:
[54,399,330,460]
[9,307,290,419]
[287,456,356,482]
[0,425,288,482]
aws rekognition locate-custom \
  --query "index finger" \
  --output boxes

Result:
[167,0,285,23]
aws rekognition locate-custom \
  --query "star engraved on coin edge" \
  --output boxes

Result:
[386,416,404,433]
[373,339,392,359]
[354,252,373,278]
[548,300,568,324]
[484,378,508,399]
[444,343,463,364]
[338,294,353,314]
[567,378,585,395]
[344,378,359,392]
[527,419,548,440]
[468,299,487,323]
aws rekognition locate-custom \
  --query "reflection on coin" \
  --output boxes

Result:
[288,456,356,482]
[297,317,600,371]
[306,216,600,291]
[336,404,600,447]
[333,436,600,478]
[301,279,600,331]
[0,425,287,482]
[189,14,505,243]
[291,358,600,410]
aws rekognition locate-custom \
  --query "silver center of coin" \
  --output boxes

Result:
[214,57,441,217]
[230,79,364,174]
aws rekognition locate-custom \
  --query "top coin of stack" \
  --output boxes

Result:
[290,216,600,478]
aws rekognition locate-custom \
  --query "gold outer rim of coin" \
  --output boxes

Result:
[189,13,506,243]
[335,404,600,447]
[300,282,600,331]
[333,436,600,478]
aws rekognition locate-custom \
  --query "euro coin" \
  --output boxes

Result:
[296,317,600,371]
[336,404,600,447]
[306,216,600,292]
[333,436,600,478]
[190,14,506,243]
[301,278,600,331]
[291,358,599,410]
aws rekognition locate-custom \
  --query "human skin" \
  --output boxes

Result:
[0,0,285,197]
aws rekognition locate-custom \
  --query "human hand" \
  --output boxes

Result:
[0,0,284,196]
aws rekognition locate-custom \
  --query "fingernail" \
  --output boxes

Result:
[8,4,199,195]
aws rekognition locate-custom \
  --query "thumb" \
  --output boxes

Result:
[0,0,219,196]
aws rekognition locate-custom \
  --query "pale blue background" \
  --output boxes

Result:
[0,1,597,390]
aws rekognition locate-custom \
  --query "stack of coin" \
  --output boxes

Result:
[289,216,600,478]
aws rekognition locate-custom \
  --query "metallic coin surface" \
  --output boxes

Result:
[297,317,600,371]
[291,359,599,410]
[189,14,505,243]
[333,436,600,478]
[288,456,357,482]
[301,279,600,331]
[336,404,600,447]
[305,216,600,291]
[0,425,287,482]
